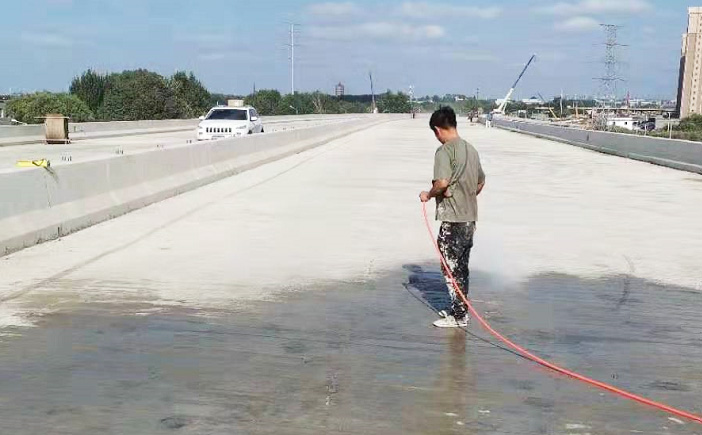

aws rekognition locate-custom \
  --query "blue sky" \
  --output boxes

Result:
[0,0,691,99]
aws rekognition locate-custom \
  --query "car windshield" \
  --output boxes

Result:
[206,109,247,121]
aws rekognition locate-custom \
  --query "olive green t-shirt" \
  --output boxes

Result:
[434,137,485,222]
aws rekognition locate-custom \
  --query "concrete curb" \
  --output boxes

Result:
[0,117,392,256]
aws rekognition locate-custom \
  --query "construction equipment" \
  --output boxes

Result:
[495,54,536,114]
[537,92,560,120]
[16,159,50,168]
[42,114,70,144]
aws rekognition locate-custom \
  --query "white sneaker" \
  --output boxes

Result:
[433,315,469,328]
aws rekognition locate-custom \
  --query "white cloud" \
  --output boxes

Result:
[177,33,234,44]
[538,0,652,16]
[400,2,501,19]
[441,51,499,62]
[308,22,446,41]
[308,2,360,17]
[21,32,74,48]
[199,53,229,62]
[554,16,600,32]
[197,50,253,62]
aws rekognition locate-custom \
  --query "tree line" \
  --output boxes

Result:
[8,69,212,124]
[243,89,410,116]
[6,69,413,124]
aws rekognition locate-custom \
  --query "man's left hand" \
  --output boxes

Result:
[419,191,431,202]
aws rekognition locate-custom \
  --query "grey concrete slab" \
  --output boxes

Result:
[0,120,701,433]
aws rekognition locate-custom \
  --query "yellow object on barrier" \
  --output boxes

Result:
[16,159,50,168]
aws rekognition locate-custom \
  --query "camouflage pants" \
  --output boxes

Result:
[438,222,475,319]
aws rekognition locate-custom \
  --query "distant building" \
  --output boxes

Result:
[0,100,6,119]
[335,82,345,98]
[607,117,636,130]
[677,7,702,118]
[521,97,542,105]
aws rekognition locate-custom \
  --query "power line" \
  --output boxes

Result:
[369,71,376,113]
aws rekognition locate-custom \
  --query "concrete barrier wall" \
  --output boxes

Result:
[0,114,372,146]
[0,115,393,255]
[0,125,43,139]
[68,119,198,135]
[495,118,702,174]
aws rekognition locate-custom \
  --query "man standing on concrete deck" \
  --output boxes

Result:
[420,107,486,328]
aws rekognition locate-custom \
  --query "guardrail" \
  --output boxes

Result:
[495,118,702,175]
[0,115,394,256]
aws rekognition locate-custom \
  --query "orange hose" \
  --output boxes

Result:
[421,202,702,424]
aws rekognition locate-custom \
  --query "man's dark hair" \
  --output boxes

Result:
[429,106,457,130]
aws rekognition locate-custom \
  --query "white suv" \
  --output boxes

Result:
[196,106,264,141]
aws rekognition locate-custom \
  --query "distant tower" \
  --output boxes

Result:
[335,82,345,98]
[594,24,626,108]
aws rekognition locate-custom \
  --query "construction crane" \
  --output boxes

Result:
[495,54,536,114]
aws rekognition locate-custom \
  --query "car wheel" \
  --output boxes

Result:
[261,127,264,133]
[248,130,253,135]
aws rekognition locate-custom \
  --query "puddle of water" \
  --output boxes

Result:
[0,267,701,434]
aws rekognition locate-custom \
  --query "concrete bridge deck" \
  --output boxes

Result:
[0,119,701,434]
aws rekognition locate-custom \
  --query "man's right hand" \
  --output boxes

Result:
[419,191,431,203]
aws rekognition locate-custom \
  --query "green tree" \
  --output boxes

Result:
[338,100,370,113]
[277,93,315,115]
[6,92,94,124]
[676,114,702,131]
[244,89,282,116]
[310,92,340,114]
[98,69,182,121]
[70,69,109,115]
[377,91,410,113]
[169,71,211,118]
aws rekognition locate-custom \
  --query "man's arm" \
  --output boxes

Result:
[420,148,451,202]
[476,158,486,196]
[419,179,450,203]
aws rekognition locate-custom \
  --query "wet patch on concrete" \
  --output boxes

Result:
[0,267,702,434]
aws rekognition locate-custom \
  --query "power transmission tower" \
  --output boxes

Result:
[594,24,626,108]
[285,23,301,95]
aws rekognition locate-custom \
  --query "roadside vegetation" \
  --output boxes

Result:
[652,114,702,141]
[6,69,415,123]
[603,114,702,142]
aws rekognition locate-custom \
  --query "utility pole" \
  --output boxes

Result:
[409,85,415,117]
[286,23,300,95]
[560,89,564,117]
[369,71,376,113]
[476,87,480,101]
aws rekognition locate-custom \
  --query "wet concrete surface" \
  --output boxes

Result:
[2,119,702,434]
[1,266,702,434]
